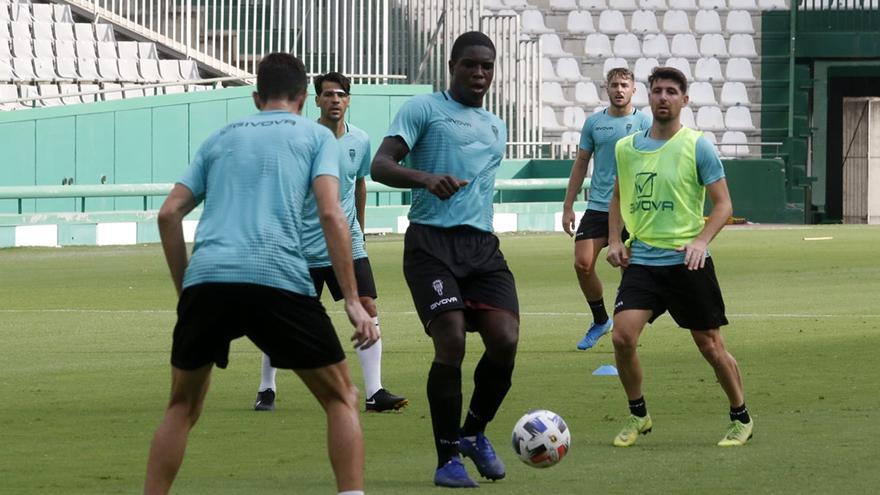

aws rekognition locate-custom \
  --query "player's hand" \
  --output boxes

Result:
[424,174,469,200]
[676,239,708,271]
[561,207,576,237]
[606,241,630,268]
[344,299,379,350]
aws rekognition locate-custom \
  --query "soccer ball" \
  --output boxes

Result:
[511,409,571,468]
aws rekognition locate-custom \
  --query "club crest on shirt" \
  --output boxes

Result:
[626,123,633,133]
[349,148,356,160]
[432,279,444,296]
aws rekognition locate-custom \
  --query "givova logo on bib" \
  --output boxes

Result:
[629,172,674,213]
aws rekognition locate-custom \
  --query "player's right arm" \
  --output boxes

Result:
[313,175,378,350]
[561,148,593,236]
[606,178,630,268]
[158,184,197,297]
[371,137,469,200]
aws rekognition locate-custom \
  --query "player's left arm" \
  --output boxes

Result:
[355,177,366,233]
[157,184,197,297]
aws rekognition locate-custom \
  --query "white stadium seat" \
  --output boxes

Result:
[680,106,697,128]
[575,81,602,106]
[56,58,78,80]
[0,22,9,38]
[0,40,12,60]
[20,85,41,107]
[56,40,76,59]
[585,33,613,58]
[631,10,660,34]
[696,105,725,130]
[729,0,759,9]
[613,33,643,58]
[603,57,629,74]
[179,60,200,80]
[721,131,750,157]
[102,82,123,101]
[54,23,74,42]
[39,83,62,106]
[521,10,554,34]
[98,59,122,81]
[699,0,728,9]
[662,10,691,33]
[702,130,718,144]
[34,39,53,59]
[640,0,669,8]
[566,10,596,34]
[725,58,755,82]
[13,58,36,81]
[598,10,628,34]
[97,41,117,59]
[695,56,724,81]
[95,24,114,42]
[634,57,660,81]
[159,59,182,82]
[671,33,700,58]
[561,131,581,145]
[725,106,754,130]
[118,58,142,82]
[74,23,95,41]
[720,81,750,106]
[59,83,81,104]
[563,105,588,130]
[729,34,758,58]
[610,0,640,9]
[12,39,33,58]
[669,0,699,9]
[164,84,186,95]
[0,60,16,82]
[11,21,32,40]
[632,81,650,106]
[580,0,609,9]
[123,83,144,99]
[694,10,723,34]
[32,4,53,22]
[80,83,100,103]
[76,41,96,59]
[76,58,100,80]
[542,57,562,82]
[542,81,574,106]
[726,10,755,33]
[540,34,573,58]
[139,43,158,59]
[542,105,568,132]
[551,0,580,10]
[12,4,32,22]
[139,58,161,83]
[688,81,718,106]
[54,5,74,23]
[556,57,585,82]
[0,84,22,110]
[700,34,729,57]
[665,56,694,79]
[642,34,671,58]
[117,41,139,59]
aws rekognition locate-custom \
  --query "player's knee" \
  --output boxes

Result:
[573,257,596,276]
[167,397,203,426]
[696,339,725,365]
[612,329,638,351]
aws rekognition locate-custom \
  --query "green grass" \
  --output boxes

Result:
[1,225,879,494]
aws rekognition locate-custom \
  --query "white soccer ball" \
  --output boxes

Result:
[511,409,571,468]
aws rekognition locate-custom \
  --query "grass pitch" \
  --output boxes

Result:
[1,225,878,494]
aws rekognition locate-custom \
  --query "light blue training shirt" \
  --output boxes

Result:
[302,122,371,268]
[178,110,340,296]
[579,107,652,212]
[386,91,507,232]
[611,128,725,266]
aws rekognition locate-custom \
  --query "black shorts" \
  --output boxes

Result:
[614,258,728,331]
[403,223,519,331]
[309,257,378,301]
[171,283,345,370]
[575,209,629,242]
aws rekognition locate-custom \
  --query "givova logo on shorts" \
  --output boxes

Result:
[629,172,673,213]
[430,279,458,310]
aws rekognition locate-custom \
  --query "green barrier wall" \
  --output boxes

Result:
[0,84,433,214]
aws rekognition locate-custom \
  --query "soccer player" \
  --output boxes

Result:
[606,66,753,448]
[371,32,517,488]
[561,68,652,351]
[144,53,377,495]
[254,72,407,414]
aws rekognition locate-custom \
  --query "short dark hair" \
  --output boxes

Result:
[648,66,688,93]
[313,72,351,95]
[256,53,307,101]
[450,31,496,63]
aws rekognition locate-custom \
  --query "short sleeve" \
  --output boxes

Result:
[695,135,725,186]
[311,130,341,182]
[357,137,371,178]
[177,138,212,203]
[386,96,430,150]
[579,114,595,152]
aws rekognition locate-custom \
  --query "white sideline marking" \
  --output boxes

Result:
[1,309,878,319]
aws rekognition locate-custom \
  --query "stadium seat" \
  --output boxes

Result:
[11,21,31,40]
[671,34,700,58]
[556,57,585,82]
[700,34,729,57]
[59,82,80,104]
[694,10,723,34]
[634,57,660,81]
[640,0,669,8]
[726,10,755,33]
[632,81,650,106]
[720,130,750,156]
[54,23,74,42]
[118,58,141,82]
[19,84,40,107]
[80,83,100,102]
[0,61,15,82]
[613,33,642,58]
[540,34,572,57]
[603,57,628,73]
[179,60,200,80]
[725,107,754,130]
[139,59,161,83]
[123,83,144,99]
[585,33,613,58]
[542,105,568,132]
[669,0,700,9]
[54,5,74,23]
[0,5,10,23]
[56,40,75,59]
[11,4,32,22]
[702,130,718,144]
[729,34,758,58]
[521,10,554,34]
[56,58,77,80]
[699,0,728,9]
[139,42,158,59]
[76,58,99,80]
[642,34,671,58]
[566,10,596,34]
[32,4,53,22]
[561,131,580,144]
[662,10,691,33]
[12,38,33,58]
[563,105,588,130]
[610,0,640,9]
[164,84,186,95]
[34,39,53,59]
[695,56,724,81]
[95,24,114,42]
[720,81,750,106]
[0,84,21,110]
[189,84,213,92]
[680,106,697,128]
[696,105,725,130]
[76,41,96,59]
[159,59,182,82]
[102,82,123,101]
[551,0,580,10]
[580,0,609,9]
[117,41,138,59]
[13,57,36,81]
[758,0,787,9]
[689,81,717,106]
[575,81,602,106]
[665,56,694,79]
[542,57,562,82]
[542,81,573,106]
[598,10,628,34]
[729,0,759,9]
[725,57,754,82]
[0,40,11,59]
[74,23,95,41]
[97,41,117,59]
[97,58,121,81]
[0,22,9,38]
[631,10,660,34]
[483,0,505,10]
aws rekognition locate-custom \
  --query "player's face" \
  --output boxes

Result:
[606,76,635,109]
[448,45,495,106]
[649,78,689,123]
[316,81,350,122]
